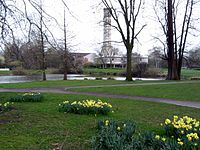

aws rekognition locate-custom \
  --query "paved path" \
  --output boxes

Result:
[0,81,200,109]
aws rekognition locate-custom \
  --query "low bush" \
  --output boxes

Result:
[92,116,200,150]
[9,92,44,102]
[160,115,200,149]
[12,67,26,75]
[58,99,112,115]
[95,77,103,80]
[91,120,136,149]
[107,77,115,80]
[91,120,167,150]
[0,102,14,113]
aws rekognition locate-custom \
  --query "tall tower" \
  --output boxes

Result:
[102,8,112,56]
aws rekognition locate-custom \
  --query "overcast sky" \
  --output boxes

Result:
[18,0,200,55]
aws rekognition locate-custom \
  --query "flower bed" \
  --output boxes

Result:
[9,92,43,102]
[0,102,14,113]
[58,99,112,115]
[160,115,200,149]
[92,119,166,150]
[92,116,200,150]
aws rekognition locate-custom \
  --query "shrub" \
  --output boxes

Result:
[9,92,44,102]
[91,120,168,150]
[91,118,200,150]
[107,77,115,80]
[91,120,136,149]
[12,67,26,75]
[0,102,14,113]
[95,77,103,80]
[58,99,112,115]
[145,68,162,78]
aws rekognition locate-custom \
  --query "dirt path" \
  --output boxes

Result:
[0,84,200,109]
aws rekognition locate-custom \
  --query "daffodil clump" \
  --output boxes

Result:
[0,102,14,112]
[9,92,43,102]
[58,99,113,115]
[92,120,167,149]
[157,115,200,149]
[92,119,137,149]
[92,116,200,150]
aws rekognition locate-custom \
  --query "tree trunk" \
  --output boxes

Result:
[63,53,68,80]
[63,7,68,80]
[42,69,46,81]
[63,68,67,80]
[126,46,133,81]
[41,33,46,81]
[177,58,183,80]
[40,0,46,81]
[166,0,179,80]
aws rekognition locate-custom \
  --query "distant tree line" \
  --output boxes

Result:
[2,37,82,74]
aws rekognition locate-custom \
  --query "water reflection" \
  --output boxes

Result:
[0,74,161,84]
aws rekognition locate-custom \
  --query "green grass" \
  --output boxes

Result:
[71,81,200,102]
[0,71,12,76]
[181,68,200,79]
[0,80,133,89]
[0,80,169,89]
[161,68,200,79]
[0,92,200,149]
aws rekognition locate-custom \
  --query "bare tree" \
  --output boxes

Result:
[60,0,77,80]
[0,0,27,52]
[0,0,15,42]
[101,0,146,81]
[154,0,198,80]
[63,6,68,80]
[22,0,61,80]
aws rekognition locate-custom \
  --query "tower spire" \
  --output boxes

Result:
[102,8,111,56]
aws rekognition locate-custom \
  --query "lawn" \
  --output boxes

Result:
[0,79,169,89]
[0,92,200,149]
[0,71,12,76]
[0,80,133,89]
[161,68,200,79]
[181,68,200,79]
[70,81,200,102]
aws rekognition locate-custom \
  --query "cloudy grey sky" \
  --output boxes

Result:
[18,0,200,55]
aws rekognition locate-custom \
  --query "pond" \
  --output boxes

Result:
[0,74,162,84]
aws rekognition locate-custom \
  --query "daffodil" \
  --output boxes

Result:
[105,120,109,126]
[161,137,166,142]
[178,141,184,145]
[165,119,171,125]
[155,135,160,140]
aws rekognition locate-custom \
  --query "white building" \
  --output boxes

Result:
[96,55,148,68]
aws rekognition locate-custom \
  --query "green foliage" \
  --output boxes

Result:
[91,120,173,150]
[91,119,200,150]
[58,99,113,115]
[91,120,136,150]
[0,101,14,112]
[160,116,200,149]
[9,92,44,102]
